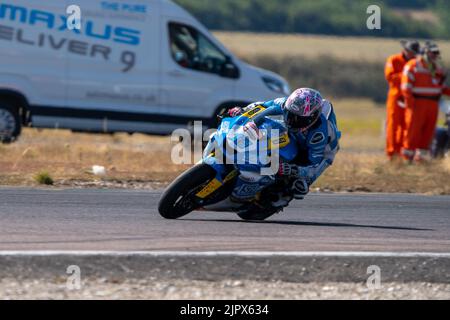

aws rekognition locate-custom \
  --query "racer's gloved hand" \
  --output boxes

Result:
[243,121,261,140]
[277,162,299,178]
[291,178,309,200]
[228,107,243,117]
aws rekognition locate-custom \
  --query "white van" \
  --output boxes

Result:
[0,0,290,142]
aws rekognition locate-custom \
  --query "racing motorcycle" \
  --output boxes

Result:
[158,105,299,221]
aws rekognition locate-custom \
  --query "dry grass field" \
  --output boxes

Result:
[1,33,449,193]
[315,99,450,195]
[0,130,186,188]
[1,98,449,194]
[214,32,450,64]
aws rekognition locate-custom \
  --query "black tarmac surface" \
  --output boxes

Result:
[1,188,449,252]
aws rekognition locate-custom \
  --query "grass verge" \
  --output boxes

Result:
[0,99,448,194]
[34,171,54,185]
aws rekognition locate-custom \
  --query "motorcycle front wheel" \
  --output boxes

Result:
[158,163,217,219]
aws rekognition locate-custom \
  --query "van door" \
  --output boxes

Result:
[161,20,234,122]
[65,0,161,133]
[0,1,68,116]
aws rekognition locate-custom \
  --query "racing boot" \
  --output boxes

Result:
[414,149,431,164]
[271,192,293,208]
[291,179,309,200]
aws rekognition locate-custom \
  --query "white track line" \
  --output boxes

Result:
[0,251,449,258]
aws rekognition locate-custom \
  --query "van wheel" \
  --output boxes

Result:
[0,103,21,143]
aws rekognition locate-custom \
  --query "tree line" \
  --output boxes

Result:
[174,0,450,39]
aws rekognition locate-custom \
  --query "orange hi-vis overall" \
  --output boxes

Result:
[401,56,450,159]
[385,53,408,157]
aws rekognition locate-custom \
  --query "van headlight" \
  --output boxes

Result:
[262,76,290,95]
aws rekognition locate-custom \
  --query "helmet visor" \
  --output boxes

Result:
[284,110,320,129]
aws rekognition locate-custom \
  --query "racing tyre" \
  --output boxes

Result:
[158,163,217,219]
[0,103,21,144]
[237,206,280,221]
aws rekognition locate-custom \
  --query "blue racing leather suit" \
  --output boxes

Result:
[231,97,341,200]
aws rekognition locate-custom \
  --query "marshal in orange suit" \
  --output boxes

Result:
[401,42,450,162]
[384,40,420,159]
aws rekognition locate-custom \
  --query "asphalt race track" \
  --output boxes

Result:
[1,188,449,252]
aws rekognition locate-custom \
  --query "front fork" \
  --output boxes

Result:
[195,156,239,202]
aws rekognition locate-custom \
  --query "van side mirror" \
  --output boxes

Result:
[220,56,240,79]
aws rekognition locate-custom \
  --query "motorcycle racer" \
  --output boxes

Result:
[227,88,341,204]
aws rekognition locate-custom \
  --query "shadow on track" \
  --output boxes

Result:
[181,218,432,231]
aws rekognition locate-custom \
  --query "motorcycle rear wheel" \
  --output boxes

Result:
[237,206,280,221]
